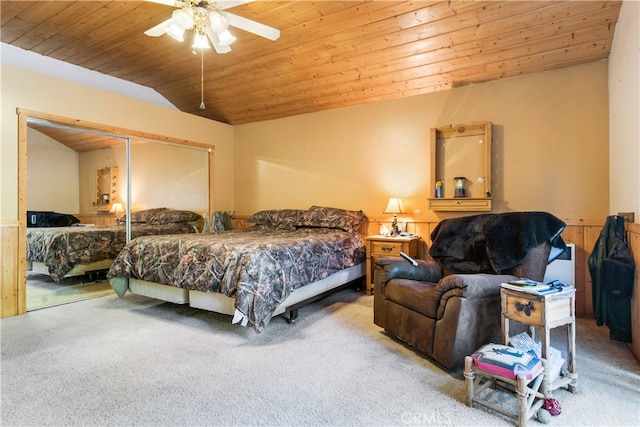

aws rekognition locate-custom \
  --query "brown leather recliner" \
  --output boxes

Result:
[373,212,565,370]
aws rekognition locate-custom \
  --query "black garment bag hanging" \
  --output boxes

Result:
[588,215,635,342]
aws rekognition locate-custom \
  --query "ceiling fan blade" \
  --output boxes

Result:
[205,28,232,54]
[144,18,173,37]
[217,0,255,11]
[144,0,185,7]
[225,13,280,41]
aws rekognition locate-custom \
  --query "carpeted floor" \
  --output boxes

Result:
[2,287,639,426]
[26,272,115,311]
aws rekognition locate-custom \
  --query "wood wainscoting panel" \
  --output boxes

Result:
[625,222,640,362]
[74,213,116,225]
[364,216,605,319]
[365,216,610,320]
[241,213,636,362]
[1,222,24,317]
[582,225,605,318]
[561,225,586,316]
[231,218,254,230]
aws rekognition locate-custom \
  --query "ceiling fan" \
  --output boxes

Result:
[144,0,280,54]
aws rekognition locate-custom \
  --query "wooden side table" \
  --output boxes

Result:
[365,234,419,295]
[501,286,578,397]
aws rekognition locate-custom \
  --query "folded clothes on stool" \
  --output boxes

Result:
[509,332,565,381]
[471,343,543,380]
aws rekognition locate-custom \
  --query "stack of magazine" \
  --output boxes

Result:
[509,332,565,382]
[501,278,567,295]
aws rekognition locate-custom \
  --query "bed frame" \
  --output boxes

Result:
[27,259,113,279]
[111,263,365,324]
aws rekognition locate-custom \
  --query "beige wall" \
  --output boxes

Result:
[609,0,640,220]
[26,128,80,213]
[234,61,610,222]
[77,142,210,214]
[1,63,234,222]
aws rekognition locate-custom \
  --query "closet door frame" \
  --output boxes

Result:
[15,108,215,315]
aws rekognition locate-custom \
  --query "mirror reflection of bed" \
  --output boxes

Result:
[25,209,119,310]
[25,120,211,311]
[25,209,205,310]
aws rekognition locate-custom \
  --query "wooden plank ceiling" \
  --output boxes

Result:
[28,122,128,152]
[2,0,622,130]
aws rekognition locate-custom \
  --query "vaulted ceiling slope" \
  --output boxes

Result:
[1,1,622,125]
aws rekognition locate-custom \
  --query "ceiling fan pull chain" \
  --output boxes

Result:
[199,48,205,110]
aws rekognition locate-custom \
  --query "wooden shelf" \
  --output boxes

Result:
[429,122,492,212]
[428,197,492,212]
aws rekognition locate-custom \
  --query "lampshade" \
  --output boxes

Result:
[192,32,211,49]
[217,29,237,47]
[208,11,229,33]
[109,203,124,214]
[383,198,406,215]
[172,8,194,30]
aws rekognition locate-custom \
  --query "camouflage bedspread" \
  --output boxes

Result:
[107,226,366,332]
[27,222,199,282]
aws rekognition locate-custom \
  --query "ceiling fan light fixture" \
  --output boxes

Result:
[208,11,228,33]
[145,0,280,52]
[172,8,194,28]
[164,8,193,41]
[192,31,211,49]
[217,29,236,47]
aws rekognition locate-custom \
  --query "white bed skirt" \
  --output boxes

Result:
[129,279,189,304]
[190,263,365,319]
[28,259,113,278]
[112,263,365,325]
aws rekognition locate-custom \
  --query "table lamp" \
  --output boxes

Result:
[383,197,406,236]
[110,202,124,224]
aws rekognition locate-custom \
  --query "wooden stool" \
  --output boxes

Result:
[464,356,548,427]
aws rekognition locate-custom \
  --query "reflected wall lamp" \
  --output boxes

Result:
[110,202,125,224]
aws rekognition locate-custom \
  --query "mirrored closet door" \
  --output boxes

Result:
[20,110,213,312]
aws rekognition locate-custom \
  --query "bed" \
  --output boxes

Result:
[107,206,367,332]
[27,208,203,282]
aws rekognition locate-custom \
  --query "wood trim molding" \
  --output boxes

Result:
[16,110,28,315]
[1,223,22,317]
[17,108,215,151]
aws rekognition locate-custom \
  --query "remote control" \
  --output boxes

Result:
[400,252,418,266]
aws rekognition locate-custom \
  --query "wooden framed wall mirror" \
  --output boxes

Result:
[94,166,118,211]
[428,122,492,212]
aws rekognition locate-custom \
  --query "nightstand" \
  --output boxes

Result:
[501,286,578,397]
[365,234,420,295]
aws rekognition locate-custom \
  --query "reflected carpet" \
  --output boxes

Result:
[27,272,114,311]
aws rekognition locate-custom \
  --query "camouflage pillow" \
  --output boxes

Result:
[126,208,168,223]
[301,206,366,232]
[147,209,202,224]
[246,209,306,230]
